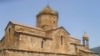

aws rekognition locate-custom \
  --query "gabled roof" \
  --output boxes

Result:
[70,43,98,54]
[70,43,83,46]
[79,49,98,54]
[4,21,53,39]
[46,26,70,35]
[59,27,70,35]
[70,36,81,41]
[5,21,43,31]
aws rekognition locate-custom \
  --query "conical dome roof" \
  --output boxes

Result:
[37,5,58,16]
[83,32,89,40]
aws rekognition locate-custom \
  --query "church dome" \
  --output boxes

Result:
[37,5,58,16]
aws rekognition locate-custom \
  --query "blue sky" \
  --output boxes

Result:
[0,0,100,48]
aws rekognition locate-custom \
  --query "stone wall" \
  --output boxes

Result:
[0,49,5,56]
[0,23,15,49]
[36,14,58,30]
[18,32,53,52]
[18,33,42,51]
[52,28,70,54]
[0,49,76,56]
[14,25,45,37]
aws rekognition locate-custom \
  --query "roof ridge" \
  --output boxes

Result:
[10,21,43,31]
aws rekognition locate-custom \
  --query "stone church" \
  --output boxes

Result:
[0,5,98,56]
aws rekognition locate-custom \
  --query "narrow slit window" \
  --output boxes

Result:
[61,36,63,45]
[41,41,44,48]
[9,28,10,38]
[54,21,55,24]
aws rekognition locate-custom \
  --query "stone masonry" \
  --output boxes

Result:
[0,5,98,56]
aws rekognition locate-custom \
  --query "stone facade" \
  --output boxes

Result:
[0,5,98,56]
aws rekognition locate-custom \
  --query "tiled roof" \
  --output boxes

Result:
[37,5,58,16]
